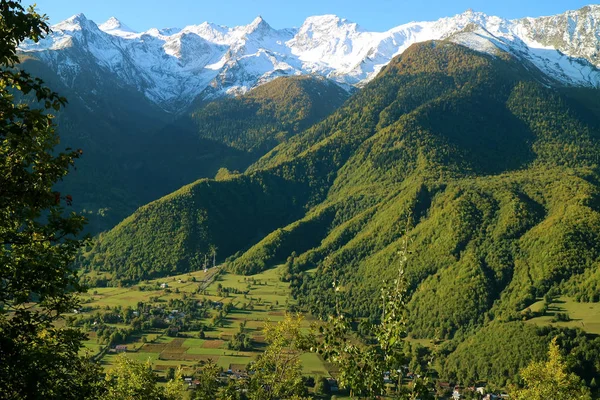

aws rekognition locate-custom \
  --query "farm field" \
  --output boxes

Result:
[525,297,600,335]
[75,266,333,378]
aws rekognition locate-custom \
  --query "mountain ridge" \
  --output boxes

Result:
[19,5,600,113]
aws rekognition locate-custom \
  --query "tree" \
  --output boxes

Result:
[191,360,221,400]
[247,314,311,400]
[0,1,101,398]
[218,379,244,400]
[228,331,252,351]
[104,354,183,400]
[312,241,427,399]
[510,338,592,400]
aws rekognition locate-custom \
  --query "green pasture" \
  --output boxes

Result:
[525,297,600,335]
[78,265,332,378]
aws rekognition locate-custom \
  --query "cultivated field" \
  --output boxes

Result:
[77,266,332,378]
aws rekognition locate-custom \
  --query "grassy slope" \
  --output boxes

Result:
[526,297,600,335]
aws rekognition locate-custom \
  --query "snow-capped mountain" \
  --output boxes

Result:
[19,5,600,112]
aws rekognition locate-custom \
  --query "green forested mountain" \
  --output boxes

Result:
[19,56,348,233]
[188,75,350,155]
[78,40,600,386]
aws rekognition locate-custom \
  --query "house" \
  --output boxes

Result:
[114,345,127,353]
[484,395,509,400]
[160,283,168,289]
[383,372,393,384]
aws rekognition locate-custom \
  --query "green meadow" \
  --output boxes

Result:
[77,266,332,378]
[525,297,600,335]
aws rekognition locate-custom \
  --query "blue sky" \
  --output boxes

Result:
[27,0,592,32]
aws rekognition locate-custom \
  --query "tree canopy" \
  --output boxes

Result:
[510,338,592,400]
[0,1,98,397]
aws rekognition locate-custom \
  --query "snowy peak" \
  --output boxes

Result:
[236,15,282,44]
[514,5,600,66]
[245,16,271,33]
[298,14,361,35]
[181,22,229,44]
[289,14,367,71]
[53,13,95,31]
[99,17,137,36]
[19,5,600,112]
[429,10,507,39]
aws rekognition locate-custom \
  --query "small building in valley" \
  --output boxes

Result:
[114,345,127,353]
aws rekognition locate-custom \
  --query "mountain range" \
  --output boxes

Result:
[20,5,600,113]
[15,4,600,386]
[15,5,600,234]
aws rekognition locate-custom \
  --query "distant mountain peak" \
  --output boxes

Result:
[244,15,273,34]
[447,9,493,25]
[53,13,93,31]
[574,4,600,14]
[250,15,266,26]
[99,17,136,34]
[459,8,487,18]
[301,14,356,29]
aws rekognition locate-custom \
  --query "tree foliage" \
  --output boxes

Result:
[247,314,311,400]
[104,354,183,400]
[510,338,591,400]
[0,1,100,398]
[313,243,434,399]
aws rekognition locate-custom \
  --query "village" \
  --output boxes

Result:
[69,265,517,399]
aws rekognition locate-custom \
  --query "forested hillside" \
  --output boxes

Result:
[19,56,348,233]
[189,76,349,155]
[78,40,600,386]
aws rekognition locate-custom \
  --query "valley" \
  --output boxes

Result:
[5,2,600,398]
[76,266,332,379]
